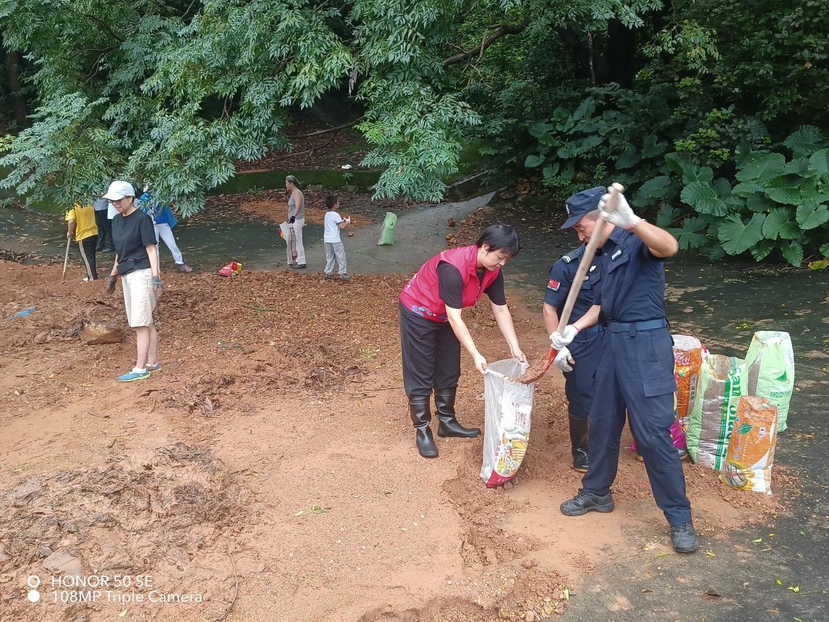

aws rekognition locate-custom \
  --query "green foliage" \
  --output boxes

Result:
[0,0,495,209]
[0,94,123,205]
[0,0,827,250]
[670,127,829,266]
[518,84,675,196]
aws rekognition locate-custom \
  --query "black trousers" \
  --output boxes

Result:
[399,303,461,400]
[79,236,98,280]
[94,210,112,249]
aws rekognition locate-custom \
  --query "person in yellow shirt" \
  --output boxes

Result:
[65,201,99,281]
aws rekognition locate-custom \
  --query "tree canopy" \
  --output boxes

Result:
[0,0,663,212]
[0,0,827,263]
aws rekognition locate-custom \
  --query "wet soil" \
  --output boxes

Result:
[0,255,788,622]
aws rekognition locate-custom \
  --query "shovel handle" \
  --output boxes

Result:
[556,183,624,329]
[61,236,71,283]
[518,183,625,385]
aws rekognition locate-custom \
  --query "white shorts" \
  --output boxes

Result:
[122,268,157,327]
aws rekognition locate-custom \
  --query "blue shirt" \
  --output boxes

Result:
[544,245,601,323]
[595,228,668,322]
[139,191,177,228]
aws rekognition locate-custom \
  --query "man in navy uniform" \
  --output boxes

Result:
[543,188,606,472]
[551,185,698,554]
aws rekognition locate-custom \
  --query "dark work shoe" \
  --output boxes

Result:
[560,490,614,516]
[572,448,590,472]
[671,522,699,553]
[291,263,306,269]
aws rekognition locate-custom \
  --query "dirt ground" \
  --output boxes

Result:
[0,236,789,622]
[234,112,369,174]
[199,188,427,230]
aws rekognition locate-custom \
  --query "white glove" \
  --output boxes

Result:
[599,190,642,230]
[550,324,579,349]
[554,347,575,373]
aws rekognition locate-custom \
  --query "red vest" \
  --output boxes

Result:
[399,245,501,323]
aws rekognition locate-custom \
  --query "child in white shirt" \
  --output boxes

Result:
[323,195,351,280]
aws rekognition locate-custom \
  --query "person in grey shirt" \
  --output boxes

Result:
[286,175,306,268]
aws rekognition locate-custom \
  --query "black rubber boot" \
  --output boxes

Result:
[569,415,590,472]
[435,389,480,438]
[409,397,438,458]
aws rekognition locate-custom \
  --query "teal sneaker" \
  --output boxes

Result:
[118,369,151,382]
[146,363,162,372]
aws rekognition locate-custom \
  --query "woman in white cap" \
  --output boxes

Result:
[103,181,164,382]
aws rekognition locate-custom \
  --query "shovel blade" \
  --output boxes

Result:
[517,348,558,384]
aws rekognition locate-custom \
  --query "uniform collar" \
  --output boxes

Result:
[606,226,628,247]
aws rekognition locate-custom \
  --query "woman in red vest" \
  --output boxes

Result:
[399,224,526,458]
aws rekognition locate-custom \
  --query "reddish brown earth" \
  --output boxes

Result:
[235,113,369,173]
[0,246,786,621]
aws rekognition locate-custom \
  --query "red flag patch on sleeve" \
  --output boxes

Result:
[547,279,561,291]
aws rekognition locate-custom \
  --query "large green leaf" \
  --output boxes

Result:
[525,153,546,168]
[746,193,777,212]
[641,135,667,159]
[635,175,672,204]
[782,159,808,176]
[664,152,688,177]
[795,200,829,230]
[528,122,554,139]
[571,97,595,122]
[557,135,603,159]
[657,204,677,228]
[677,231,710,250]
[750,239,775,262]
[765,174,802,205]
[736,153,785,183]
[615,147,639,170]
[718,213,766,255]
[674,216,711,250]
[781,241,804,267]
[783,125,825,158]
[732,182,764,197]
[542,162,560,183]
[809,149,829,177]
[681,181,728,216]
[761,208,794,240]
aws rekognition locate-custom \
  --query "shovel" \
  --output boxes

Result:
[61,236,71,283]
[518,183,625,384]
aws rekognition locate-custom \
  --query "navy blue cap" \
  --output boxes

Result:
[560,186,606,229]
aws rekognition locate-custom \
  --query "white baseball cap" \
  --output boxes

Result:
[102,181,136,201]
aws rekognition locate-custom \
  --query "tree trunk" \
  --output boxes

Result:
[4,50,28,127]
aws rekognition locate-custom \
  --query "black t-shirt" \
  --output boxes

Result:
[437,262,506,308]
[112,208,156,270]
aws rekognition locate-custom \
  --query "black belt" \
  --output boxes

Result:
[580,325,605,336]
[606,319,668,334]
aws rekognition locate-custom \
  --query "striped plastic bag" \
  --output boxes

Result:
[686,355,746,470]
[481,359,534,488]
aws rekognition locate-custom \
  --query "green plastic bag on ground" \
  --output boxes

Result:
[744,331,795,433]
[377,212,398,246]
[686,355,746,470]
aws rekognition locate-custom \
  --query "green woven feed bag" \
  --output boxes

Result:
[377,212,398,246]
[744,331,795,433]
